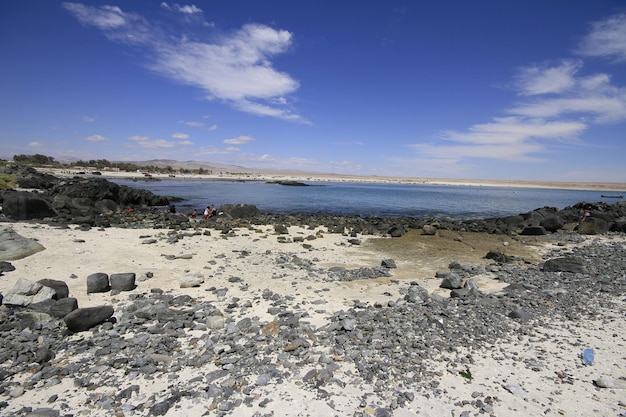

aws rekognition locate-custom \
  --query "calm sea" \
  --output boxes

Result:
[112,179,622,219]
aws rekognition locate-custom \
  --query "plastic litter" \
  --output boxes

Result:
[582,348,594,366]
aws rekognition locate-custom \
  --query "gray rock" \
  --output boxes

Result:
[542,257,586,273]
[503,381,528,398]
[520,226,546,235]
[440,273,463,289]
[2,191,57,220]
[86,272,110,293]
[37,278,69,299]
[110,272,136,291]
[0,226,45,261]
[3,278,56,306]
[24,408,60,417]
[50,297,79,318]
[508,307,533,322]
[180,273,204,288]
[593,377,615,388]
[450,288,471,298]
[421,224,437,235]
[381,259,397,268]
[577,217,609,235]
[64,305,114,332]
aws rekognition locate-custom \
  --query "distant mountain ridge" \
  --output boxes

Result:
[127,159,314,176]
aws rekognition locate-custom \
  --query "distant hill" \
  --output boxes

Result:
[125,159,315,176]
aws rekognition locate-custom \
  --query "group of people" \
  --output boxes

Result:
[190,204,217,222]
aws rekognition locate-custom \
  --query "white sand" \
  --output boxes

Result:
[43,167,626,191]
[1,222,625,416]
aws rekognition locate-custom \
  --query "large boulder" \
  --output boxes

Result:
[51,178,121,202]
[542,257,586,273]
[64,306,114,332]
[540,215,564,232]
[0,226,45,261]
[576,217,610,235]
[87,272,110,293]
[37,279,69,299]
[219,204,260,218]
[2,278,56,306]
[110,273,136,292]
[51,297,79,318]
[1,191,56,220]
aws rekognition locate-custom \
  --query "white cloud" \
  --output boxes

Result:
[82,115,96,122]
[223,135,253,145]
[408,30,626,169]
[64,3,305,122]
[128,135,191,148]
[208,124,217,131]
[440,117,587,145]
[85,134,107,142]
[28,141,43,148]
[577,13,626,62]
[514,60,580,96]
[508,62,626,123]
[63,3,125,29]
[161,2,202,14]
[508,96,626,123]
[180,120,204,127]
[172,132,189,139]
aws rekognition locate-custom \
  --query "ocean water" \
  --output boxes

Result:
[112,179,622,219]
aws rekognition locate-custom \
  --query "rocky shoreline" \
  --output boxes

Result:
[0,167,625,416]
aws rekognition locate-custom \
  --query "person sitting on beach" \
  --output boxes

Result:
[190,209,198,219]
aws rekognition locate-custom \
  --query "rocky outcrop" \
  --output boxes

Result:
[219,203,261,218]
[1,191,57,220]
[0,166,171,223]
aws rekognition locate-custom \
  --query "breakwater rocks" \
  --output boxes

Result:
[0,232,625,416]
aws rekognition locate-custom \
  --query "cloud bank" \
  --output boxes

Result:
[408,13,626,171]
[62,2,306,123]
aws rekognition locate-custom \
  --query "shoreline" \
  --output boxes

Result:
[41,168,626,192]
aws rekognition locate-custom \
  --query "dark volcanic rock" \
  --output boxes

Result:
[87,272,110,293]
[50,297,79,318]
[64,305,114,332]
[520,225,546,235]
[37,279,69,300]
[110,272,136,292]
[540,215,565,232]
[542,257,586,273]
[576,217,609,235]
[219,203,260,218]
[2,191,56,220]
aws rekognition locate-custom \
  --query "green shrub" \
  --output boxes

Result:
[0,174,16,190]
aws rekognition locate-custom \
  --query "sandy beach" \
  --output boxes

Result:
[1,218,625,416]
[43,167,626,192]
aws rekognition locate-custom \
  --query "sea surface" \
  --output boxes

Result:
[112,179,623,219]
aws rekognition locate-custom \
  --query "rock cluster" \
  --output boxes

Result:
[0,230,625,416]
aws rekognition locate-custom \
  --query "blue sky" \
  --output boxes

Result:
[1,1,625,182]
